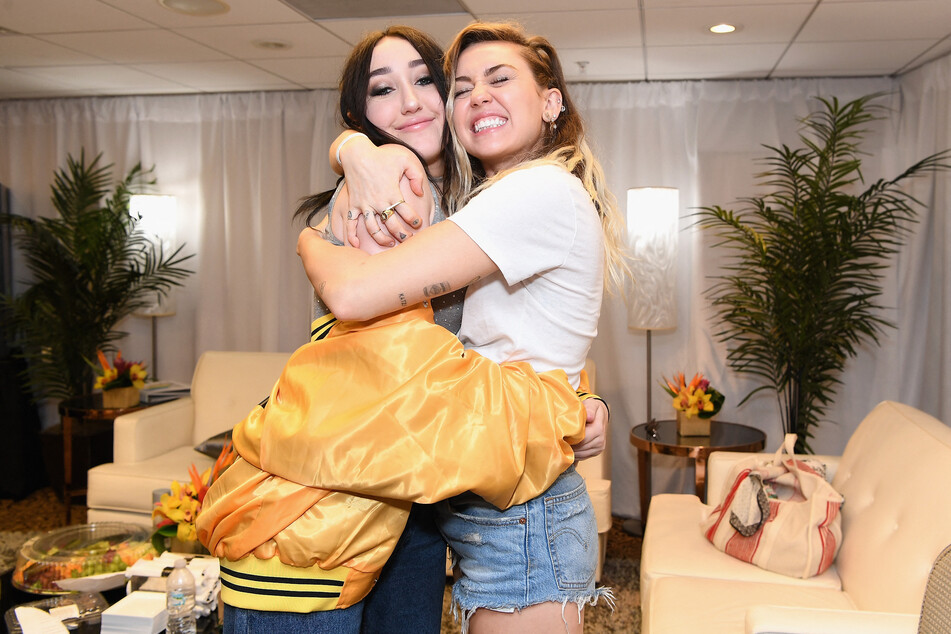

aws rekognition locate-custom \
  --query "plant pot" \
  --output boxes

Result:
[677,411,711,437]
[101,387,139,409]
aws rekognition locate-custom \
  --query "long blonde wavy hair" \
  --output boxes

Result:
[443,21,629,292]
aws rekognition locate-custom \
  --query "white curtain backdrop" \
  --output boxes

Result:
[1,55,948,521]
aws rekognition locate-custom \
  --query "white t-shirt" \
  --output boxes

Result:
[448,164,604,388]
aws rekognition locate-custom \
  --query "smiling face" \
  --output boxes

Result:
[365,36,446,177]
[451,41,560,176]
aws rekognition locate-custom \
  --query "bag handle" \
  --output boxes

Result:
[772,433,800,469]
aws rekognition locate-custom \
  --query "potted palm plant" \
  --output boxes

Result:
[1,150,194,400]
[697,94,950,453]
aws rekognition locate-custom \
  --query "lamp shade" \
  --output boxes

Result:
[626,187,679,330]
[130,194,177,317]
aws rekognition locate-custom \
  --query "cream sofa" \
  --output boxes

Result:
[87,351,611,576]
[86,350,291,525]
[640,400,951,634]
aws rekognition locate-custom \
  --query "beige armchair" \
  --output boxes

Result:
[86,350,291,525]
[640,401,951,633]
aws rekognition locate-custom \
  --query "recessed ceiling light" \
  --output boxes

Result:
[709,23,737,34]
[253,40,292,51]
[158,0,230,16]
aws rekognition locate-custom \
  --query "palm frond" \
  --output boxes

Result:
[1,151,195,399]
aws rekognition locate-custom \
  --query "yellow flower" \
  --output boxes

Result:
[176,522,197,542]
[130,363,147,388]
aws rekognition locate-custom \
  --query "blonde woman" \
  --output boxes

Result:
[298,22,626,633]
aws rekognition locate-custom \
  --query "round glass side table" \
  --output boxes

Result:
[628,419,766,533]
[56,394,145,523]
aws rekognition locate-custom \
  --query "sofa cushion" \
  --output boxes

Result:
[640,494,842,611]
[833,401,951,613]
[646,576,856,634]
[87,446,214,515]
[194,429,232,458]
[190,351,290,445]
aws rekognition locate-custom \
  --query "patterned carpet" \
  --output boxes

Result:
[1,488,642,632]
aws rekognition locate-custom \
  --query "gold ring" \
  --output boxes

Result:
[380,209,395,222]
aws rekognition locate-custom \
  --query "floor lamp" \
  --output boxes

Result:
[623,187,679,535]
[135,301,176,381]
[129,194,177,381]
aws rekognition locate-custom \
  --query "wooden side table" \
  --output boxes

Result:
[57,394,145,523]
[629,419,766,531]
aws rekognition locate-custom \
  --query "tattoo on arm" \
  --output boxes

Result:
[318,281,326,297]
[423,282,452,298]
[399,292,407,307]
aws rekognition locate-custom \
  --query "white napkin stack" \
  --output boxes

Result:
[100,591,167,634]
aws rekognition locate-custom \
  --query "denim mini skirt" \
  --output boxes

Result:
[437,465,612,631]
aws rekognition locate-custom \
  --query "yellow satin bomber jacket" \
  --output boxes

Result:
[197,304,591,612]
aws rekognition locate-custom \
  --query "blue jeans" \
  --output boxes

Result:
[438,465,601,618]
[224,503,446,633]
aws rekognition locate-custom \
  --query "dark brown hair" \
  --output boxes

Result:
[294,26,455,224]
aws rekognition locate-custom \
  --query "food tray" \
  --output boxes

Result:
[12,522,154,594]
[4,591,108,633]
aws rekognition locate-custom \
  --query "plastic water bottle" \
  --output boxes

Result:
[166,558,197,634]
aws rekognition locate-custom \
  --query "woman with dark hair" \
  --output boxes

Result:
[199,25,608,634]
[298,21,625,633]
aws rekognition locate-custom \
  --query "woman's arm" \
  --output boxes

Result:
[574,399,608,460]
[298,218,493,322]
[329,131,425,246]
[328,172,434,254]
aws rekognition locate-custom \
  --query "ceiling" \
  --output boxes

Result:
[1,0,950,100]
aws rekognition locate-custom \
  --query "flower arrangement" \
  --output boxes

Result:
[662,372,725,419]
[152,442,235,552]
[93,349,147,390]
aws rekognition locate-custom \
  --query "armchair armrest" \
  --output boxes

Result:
[113,397,195,463]
[707,451,842,507]
[745,606,918,634]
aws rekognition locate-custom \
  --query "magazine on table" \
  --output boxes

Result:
[139,380,191,404]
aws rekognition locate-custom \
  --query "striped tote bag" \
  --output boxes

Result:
[700,434,844,579]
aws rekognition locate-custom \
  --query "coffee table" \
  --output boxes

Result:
[629,419,766,532]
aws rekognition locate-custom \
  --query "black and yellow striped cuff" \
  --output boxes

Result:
[220,557,348,613]
[310,313,337,342]
[576,390,609,417]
